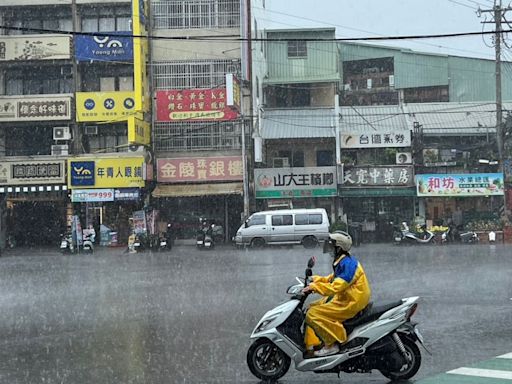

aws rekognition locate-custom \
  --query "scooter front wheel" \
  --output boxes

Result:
[247,338,291,381]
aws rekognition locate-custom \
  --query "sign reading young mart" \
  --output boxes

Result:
[254,167,337,198]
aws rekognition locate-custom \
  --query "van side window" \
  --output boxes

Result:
[248,215,265,226]
[309,214,323,224]
[295,213,323,225]
[272,215,292,226]
[295,214,308,225]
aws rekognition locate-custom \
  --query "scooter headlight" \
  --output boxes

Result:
[255,313,282,333]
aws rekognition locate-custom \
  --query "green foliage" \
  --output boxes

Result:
[330,220,348,232]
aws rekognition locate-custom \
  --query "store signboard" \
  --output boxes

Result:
[157,156,243,183]
[0,160,65,185]
[114,188,140,201]
[71,189,115,202]
[68,157,145,189]
[75,32,133,62]
[156,89,239,122]
[416,173,505,197]
[254,167,337,199]
[0,35,71,61]
[0,95,71,122]
[225,73,241,111]
[127,116,150,145]
[76,92,135,122]
[341,132,411,148]
[342,166,414,187]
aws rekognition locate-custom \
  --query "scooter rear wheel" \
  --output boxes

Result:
[247,338,290,381]
[380,334,421,381]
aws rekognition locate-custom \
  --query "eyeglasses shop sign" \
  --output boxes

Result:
[254,167,337,198]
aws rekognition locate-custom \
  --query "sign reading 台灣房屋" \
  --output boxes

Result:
[342,166,414,187]
[254,167,337,199]
[416,173,504,197]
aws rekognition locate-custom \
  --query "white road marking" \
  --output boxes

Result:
[498,353,512,359]
[448,367,512,380]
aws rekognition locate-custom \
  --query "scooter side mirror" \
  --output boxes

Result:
[305,268,313,278]
[307,256,316,268]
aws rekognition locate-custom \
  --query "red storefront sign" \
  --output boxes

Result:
[157,156,243,183]
[156,89,239,122]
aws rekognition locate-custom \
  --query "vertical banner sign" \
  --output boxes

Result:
[132,0,149,113]
[128,116,150,145]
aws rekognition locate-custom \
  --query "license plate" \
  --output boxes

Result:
[205,242,211,247]
[395,237,401,242]
[197,241,203,245]
[414,326,424,344]
[160,242,166,246]
[134,242,141,246]
[60,242,67,248]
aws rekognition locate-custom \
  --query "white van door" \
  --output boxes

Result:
[243,214,270,244]
[270,214,294,243]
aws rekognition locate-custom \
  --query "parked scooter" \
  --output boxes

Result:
[460,230,479,243]
[82,233,95,254]
[393,222,438,245]
[196,221,214,250]
[247,256,427,382]
[60,232,75,254]
[158,224,173,252]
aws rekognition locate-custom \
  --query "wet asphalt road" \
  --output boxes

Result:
[0,243,510,384]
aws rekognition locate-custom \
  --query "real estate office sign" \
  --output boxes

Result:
[254,167,337,199]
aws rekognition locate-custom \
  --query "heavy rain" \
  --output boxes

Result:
[0,0,511,383]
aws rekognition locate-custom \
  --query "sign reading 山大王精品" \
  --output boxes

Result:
[254,167,337,199]
[416,173,504,197]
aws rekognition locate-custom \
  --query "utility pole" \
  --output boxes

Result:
[479,0,511,211]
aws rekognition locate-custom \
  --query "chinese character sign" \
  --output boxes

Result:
[157,157,243,182]
[0,95,71,122]
[68,157,145,189]
[76,92,136,122]
[0,160,65,185]
[342,166,413,187]
[254,167,337,198]
[416,173,504,197]
[341,132,411,148]
[156,89,239,122]
[0,35,71,61]
[71,189,115,203]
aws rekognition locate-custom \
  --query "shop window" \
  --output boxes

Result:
[317,150,334,166]
[272,215,293,226]
[287,40,307,58]
[403,85,449,103]
[247,215,265,226]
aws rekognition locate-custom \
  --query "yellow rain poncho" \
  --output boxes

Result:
[304,253,371,349]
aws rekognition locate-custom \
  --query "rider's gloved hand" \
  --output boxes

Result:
[301,286,313,294]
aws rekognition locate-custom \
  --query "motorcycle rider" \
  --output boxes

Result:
[302,231,371,357]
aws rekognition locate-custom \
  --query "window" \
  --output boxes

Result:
[3,68,72,96]
[287,40,307,58]
[295,214,323,225]
[317,150,334,166]
[247,215,265,227]
[272,215,293,226]
[80,7,132,32]
[100,77,116,92]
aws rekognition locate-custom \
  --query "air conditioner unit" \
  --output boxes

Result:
[51,144,69,156]
[389,75,395,87]
[366,79,372,89]
[396,152,412,164]
[53,126,71,141]
[343,83,352,91]
[84,126,98,135]
[273,157,290,168]
[128,144,144,152]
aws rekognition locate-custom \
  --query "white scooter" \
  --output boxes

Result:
[247,256,428,382]
[394,222,437,245]
[82,233,95,254]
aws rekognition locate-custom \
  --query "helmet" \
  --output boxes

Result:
[329,231,352,253]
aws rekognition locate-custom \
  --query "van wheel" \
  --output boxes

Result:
[302,236,318,249]
[251,238,265,249]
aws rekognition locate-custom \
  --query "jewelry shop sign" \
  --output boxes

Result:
[0,160,65,185]
[341,132,411,148]
[254,167,337,199]
[157,156,243,183]
[0,95,71,122]
[342,166,414,187]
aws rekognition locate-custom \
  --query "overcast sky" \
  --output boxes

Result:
[264,0,507,60]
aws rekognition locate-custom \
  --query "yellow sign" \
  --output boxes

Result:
[76,92,136,122]
[68,157,145,189]
[133,0,150,114]
[128,117,151,145]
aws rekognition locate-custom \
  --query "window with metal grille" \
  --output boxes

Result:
[153,121,246,152]
[287,40,307,58]
[152,0,240,29]
[152,60,241,90]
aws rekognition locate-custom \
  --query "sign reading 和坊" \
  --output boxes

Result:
[416,173,504,197]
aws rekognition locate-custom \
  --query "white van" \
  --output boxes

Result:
[234,208,330,248]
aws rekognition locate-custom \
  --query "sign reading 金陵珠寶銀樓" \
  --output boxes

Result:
[342,166,414,187]
[341,132,411,148]
[416,173,504,197]
[254,167,337,199]
[157,157,243,183]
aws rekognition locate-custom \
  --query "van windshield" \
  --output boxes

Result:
[247,215,265,227]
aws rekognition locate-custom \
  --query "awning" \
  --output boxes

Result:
[339,187,416,197]
[152,182,243,198]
